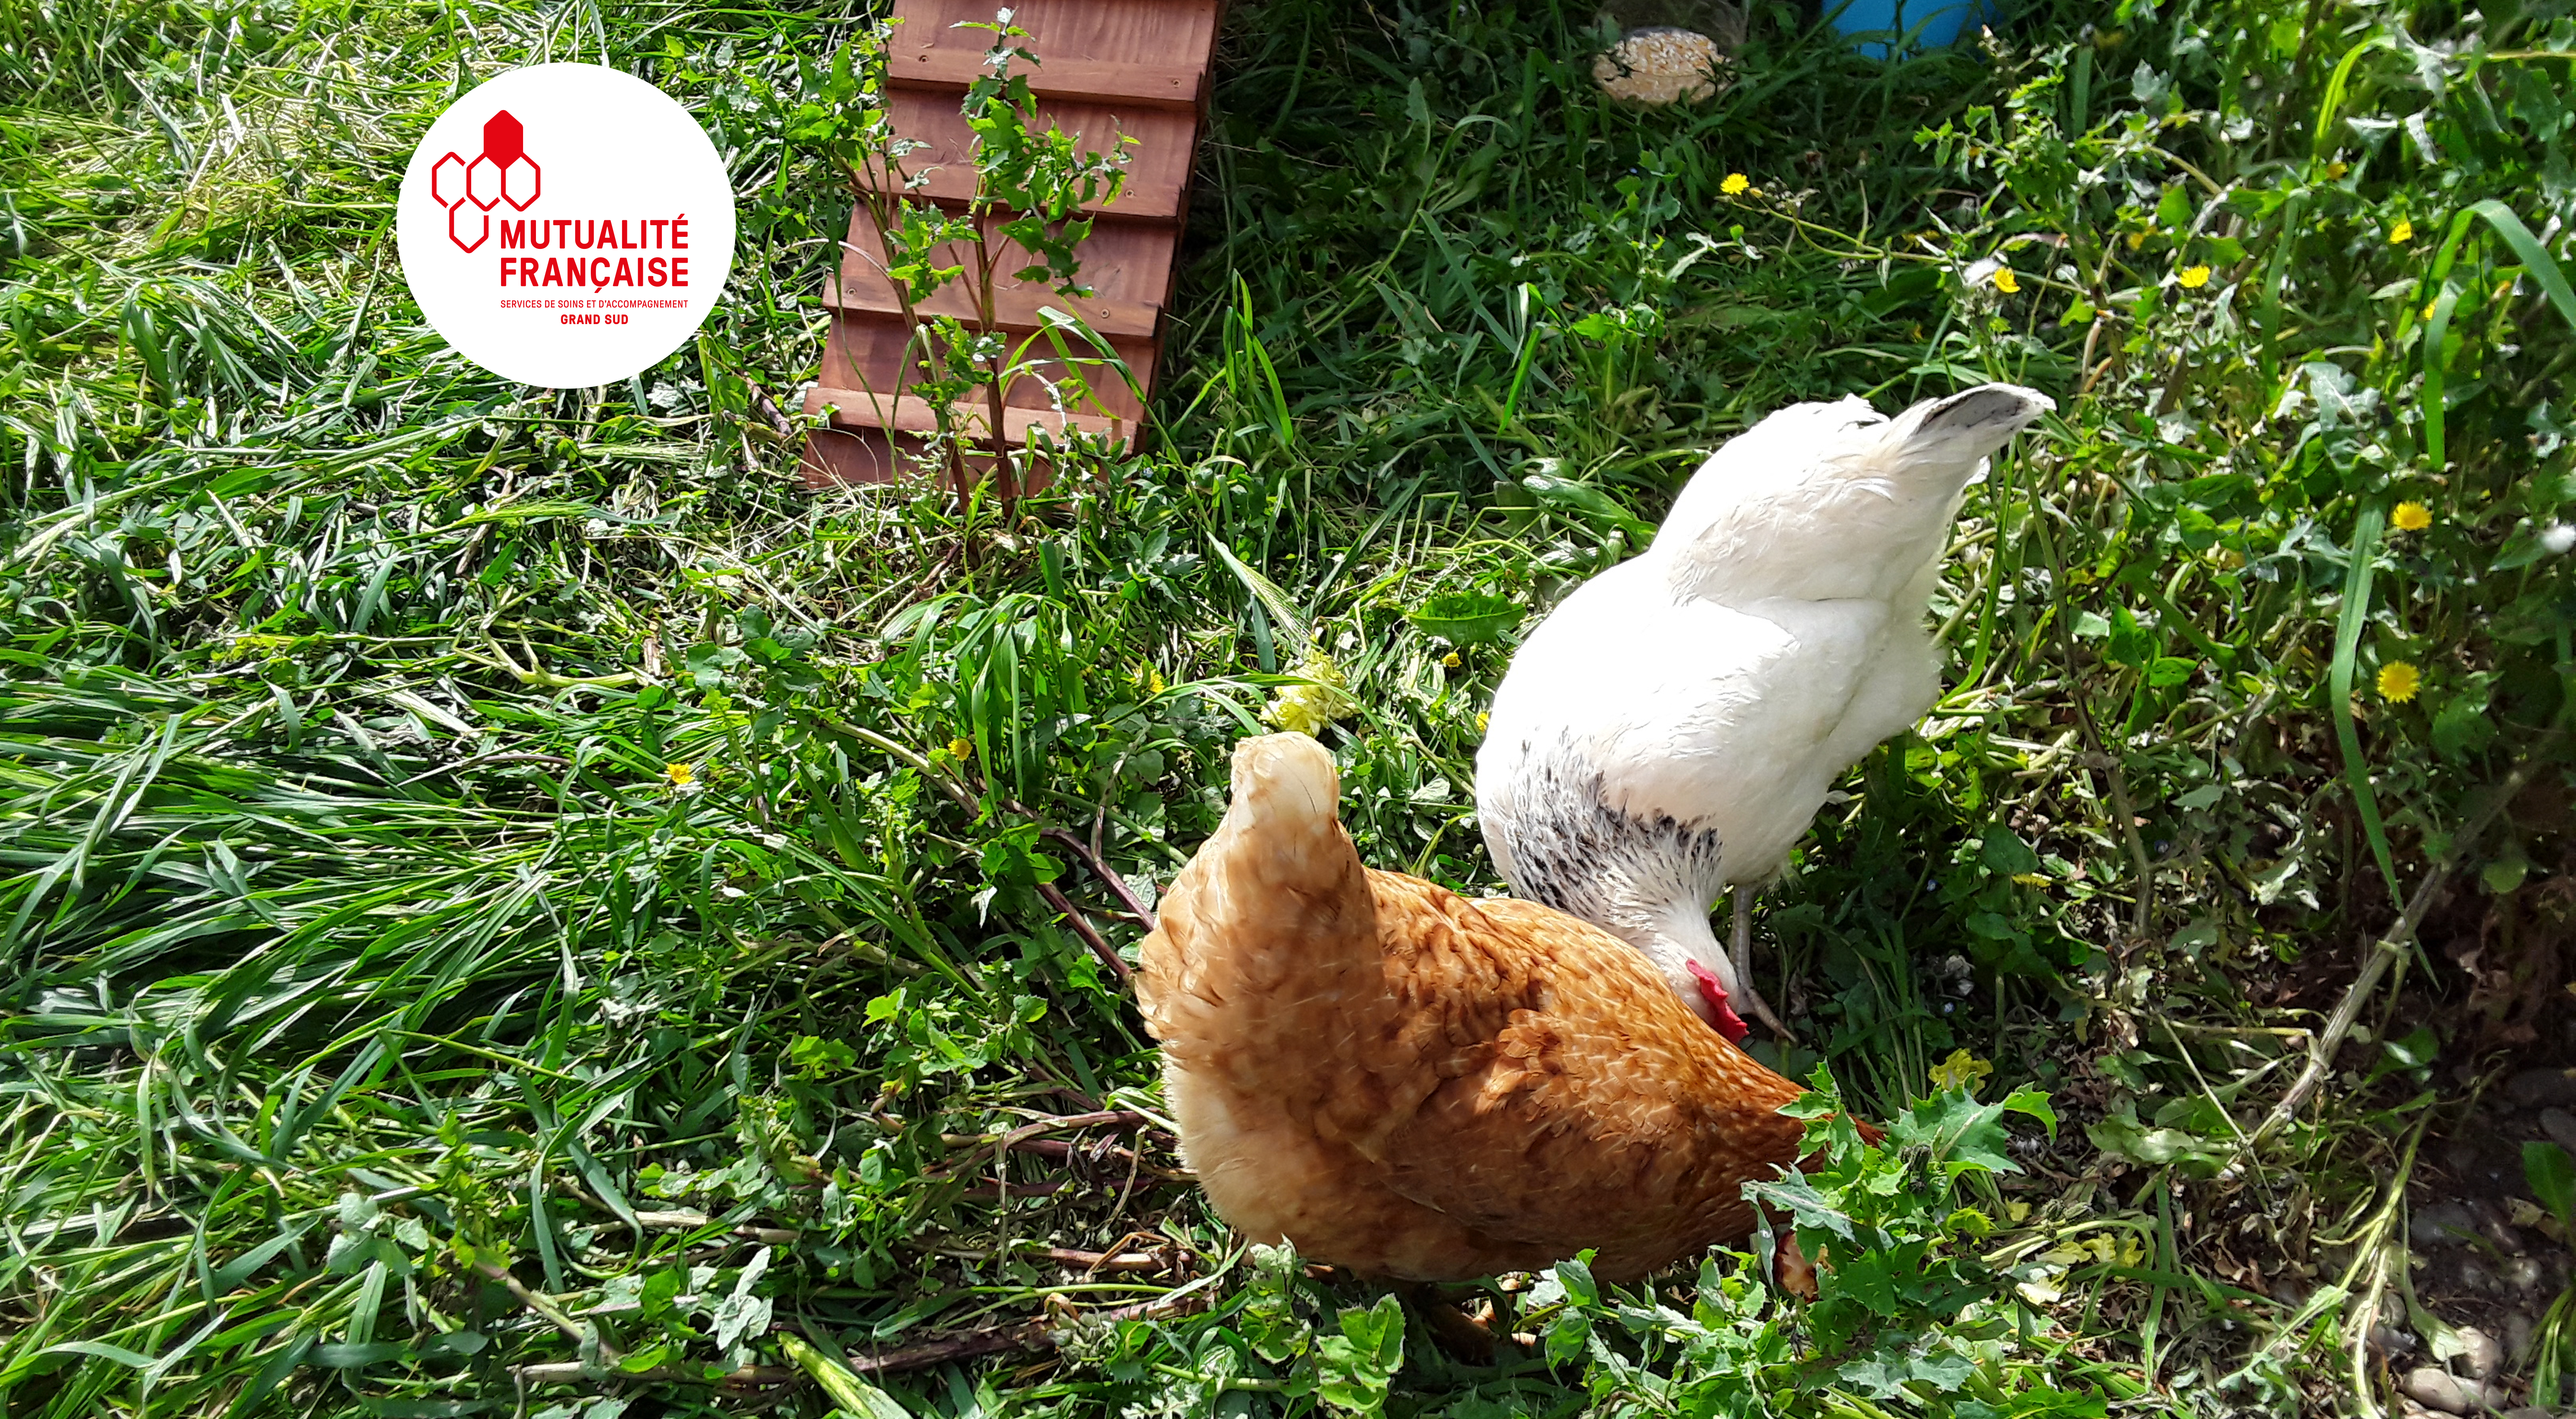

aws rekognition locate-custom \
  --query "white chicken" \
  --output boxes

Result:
[1475,383,2055,1038]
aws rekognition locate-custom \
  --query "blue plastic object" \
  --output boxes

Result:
[1827,0,1991,57]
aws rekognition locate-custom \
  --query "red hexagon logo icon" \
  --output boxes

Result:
[483,111,524,166]
[448,202,489,253]
[431,152,470,208]
[465,154,506,211]
[500,155,541,210]
[431,106,537,250]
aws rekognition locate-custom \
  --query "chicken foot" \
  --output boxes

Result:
[1730,887,1794,1042]
[1772,1232,1820,1300]
[1395,1283,1512,1366]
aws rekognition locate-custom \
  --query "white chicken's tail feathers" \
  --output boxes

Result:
[1881,383,2055,472]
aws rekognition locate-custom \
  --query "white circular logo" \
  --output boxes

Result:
[396,64,736,389]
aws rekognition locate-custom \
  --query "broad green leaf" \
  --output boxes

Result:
[1980,826,2042,876]
[2524,1142,2576,1229]
[1890,1091,2020,1177]
[1743,1175,1858,1242]
[1316,1294,1405,1416]
[1407,590,1523,645]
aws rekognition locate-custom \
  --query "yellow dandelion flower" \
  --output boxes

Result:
[2326,160,2349,179]
[1441,651,1462,669]
[1992,267,2020,294]
[947,736,973,758]
[1476,711,1490,734]
[1721,172,1751,197]
[2392,501,2431,531]
[2422,300,2439,322]
[664,762,696,787]
[2377,662,2421,703]
[2388,218,2414,244]
[1929,1049,1995,1096]
[2126,231,2146,251]
[2178,265,2212,289]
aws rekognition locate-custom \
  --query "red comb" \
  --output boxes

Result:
[1684,959,1751,1044]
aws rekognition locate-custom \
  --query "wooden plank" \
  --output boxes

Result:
[900,0,1221,70]
[832,269,1160,340]
[805,385,1134,446]
[800,423,1092,495]
[802,424,908,487]
[835,208,1179,309]
[883,90,1195,219]
[815,308,1158,415]
[831,207,1171,339]
[803,0,1222,491]
[886,46,1203,110]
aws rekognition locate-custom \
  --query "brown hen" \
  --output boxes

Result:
[1139,732,1828,1284]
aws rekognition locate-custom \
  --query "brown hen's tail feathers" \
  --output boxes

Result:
[1136,734,1381,1052]
[1214,733,1347,870]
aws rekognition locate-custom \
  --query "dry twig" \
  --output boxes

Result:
[833,1295,1209,1377]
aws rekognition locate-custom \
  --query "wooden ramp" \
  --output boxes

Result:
[800,0,1224,491]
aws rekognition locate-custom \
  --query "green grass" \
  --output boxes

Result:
[5,0,2576,1415]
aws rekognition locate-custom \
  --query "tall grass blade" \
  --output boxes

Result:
[2329,501,2403,902]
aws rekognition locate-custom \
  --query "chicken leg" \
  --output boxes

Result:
[1730,886,1793,1041]
[1396,1282,1507,1365]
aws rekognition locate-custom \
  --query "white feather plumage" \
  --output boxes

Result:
[1475,383,2055,1032]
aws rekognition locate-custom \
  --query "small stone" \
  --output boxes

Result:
[1591,27,1728,105]
[2507,1312,2537,1360]
[2458,1259,2500,1293]
[2415,1201,2480,1244]
[2459,1326,2505,1381]
[2544,1108,2576,1158]
[2447,1137,2488,1178]
[2501,1407,2551,1419]
[2510,1067,2576,1108]
[2507,1256,2547,1292]
[2401,1367,2482,1414]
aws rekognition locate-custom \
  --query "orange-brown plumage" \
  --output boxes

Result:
[1138,733,1822,1284]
